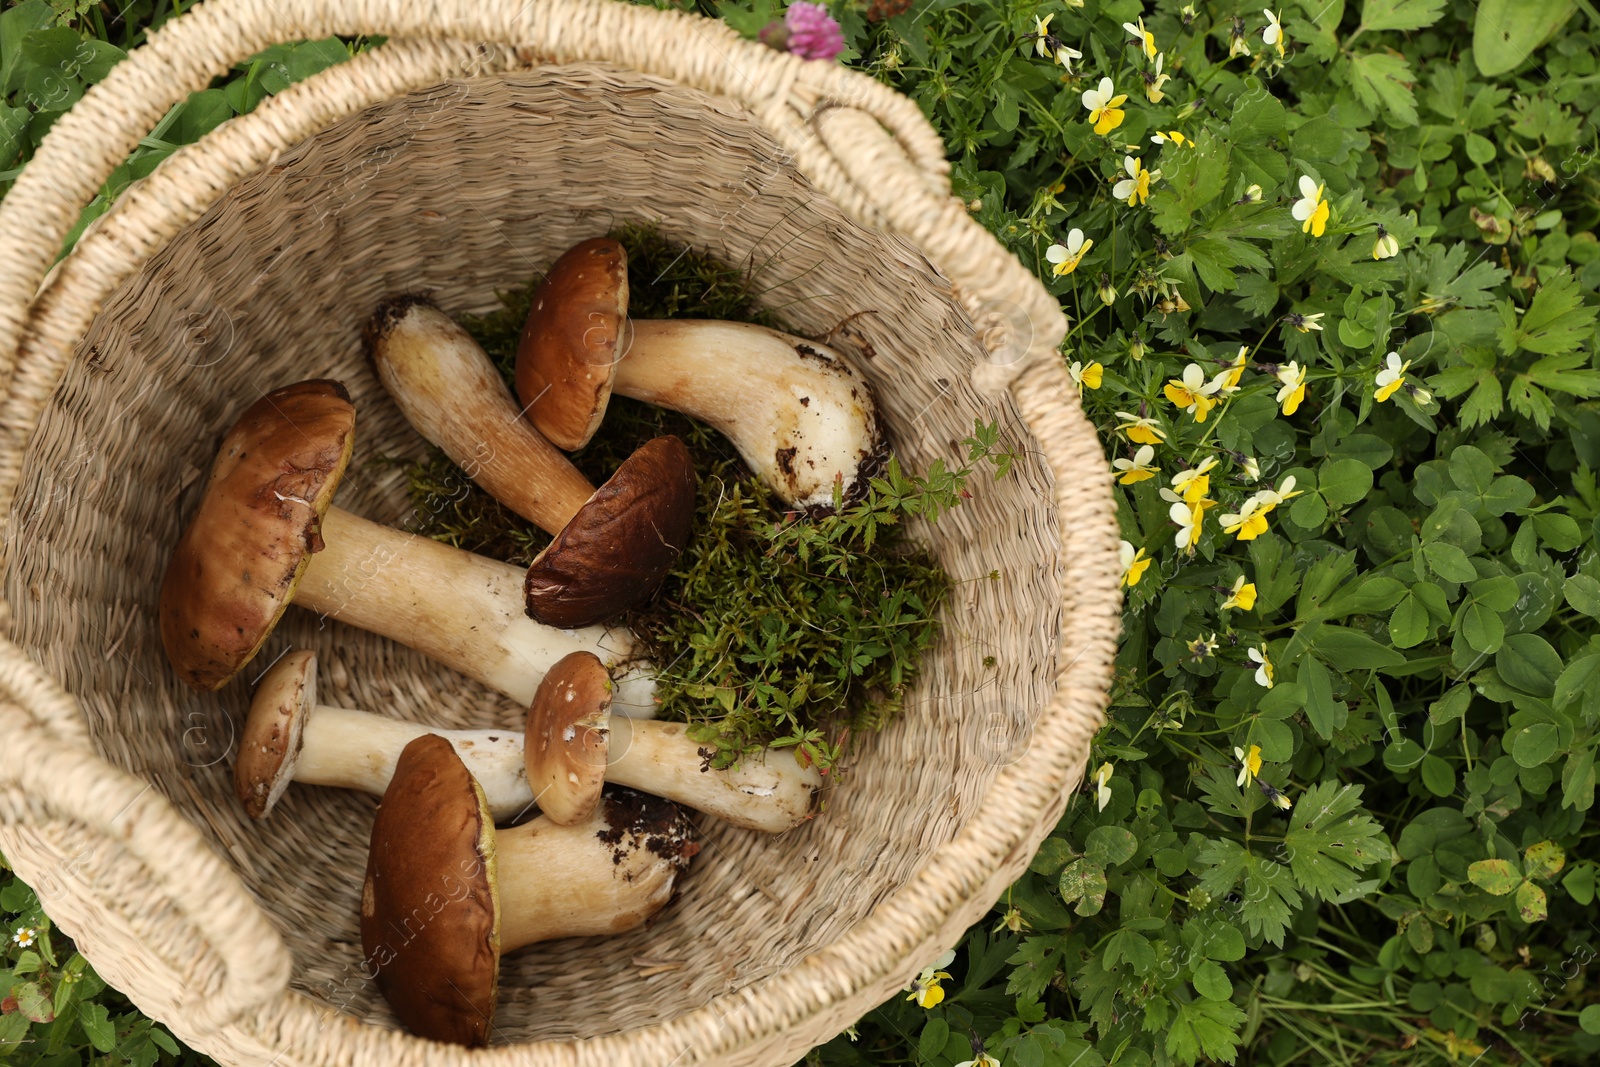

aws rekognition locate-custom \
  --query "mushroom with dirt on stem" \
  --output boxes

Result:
[515,237,888,514]
[236,648,820,832]
[360,734,697,1047]
[365,295,698,628]
[156,379,654,714]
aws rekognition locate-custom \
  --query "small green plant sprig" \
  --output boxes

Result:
[401,227,1012,772]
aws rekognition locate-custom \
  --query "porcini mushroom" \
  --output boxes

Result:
[157,380,653,713]
[238,649,820,833]
[523,650,817,830]
[365,297,697,627]
[516,238,887,513]
[361,734,696,1046]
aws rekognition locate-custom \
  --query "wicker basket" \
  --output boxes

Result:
[0,1,1118,1063]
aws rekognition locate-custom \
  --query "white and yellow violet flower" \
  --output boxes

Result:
[1221,576,1257,611]
[1143,52,1172,102]
[1093,762,1114,810]
[1114,444,1159,484]
[1228,16,1253,57]
[1123,17,1158,60]
[1275,361,1308,415]
[1165,362,1223,421]
[1253,475,1304,511]
[1116,410,1166,445]
[1292,175,1330,237]
[905,949,957,1008]
[1046,227,1093,275]
[1171,456,1218,503]
[1170,499,1203,553]
[1113,154,1158,206]
[1263,8,1286,54]
[1119,539,1153,586]
[1221,496,1270,541]
[1082,78,1128,135]
[1375,351,1411,402]
[1259,780,1293,810]
[1373,224,1400,259]
[1248,646,1274,689]
[1235,742,1265,784]
[1069,359,1104,392]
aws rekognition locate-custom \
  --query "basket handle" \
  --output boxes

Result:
[0,0,1062,395]
[0,674,292,1033]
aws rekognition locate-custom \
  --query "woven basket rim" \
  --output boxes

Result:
[0,4,1119,1064]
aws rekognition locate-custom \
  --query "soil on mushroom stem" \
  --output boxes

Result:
[398,226,1001,773]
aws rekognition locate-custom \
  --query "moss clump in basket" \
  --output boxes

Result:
[402,226,1009,771]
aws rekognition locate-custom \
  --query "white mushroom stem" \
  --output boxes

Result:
[495,809,680,951]
[616,320,881,511]
[283,701,817,831]
[293,508,655,715]
[370,299,593,533]
[605,715,818,833]
[293,708,530,820]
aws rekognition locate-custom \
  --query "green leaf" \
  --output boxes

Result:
[1512,723,1561,767]
[1474,0,1577,76]
[1229,83,1286,142]
[1192,960,1233,1001]
[1084,825,1138,867]
[1028,837,1077,877]
[1460,600,1506,653]
[1284,781,1386,902]
[1058,859,1107,916]
[79,1000,117,1053]
[1524,840,1566,879]
[1424,541,1478,583]
[1581,1004,1600,1035]
[1565,864,1597,906]
[11,981,53,1024]
[1516,879,1549,922]
[1104,928,1155,974]
[1389,593,1430,648]
[1562,749,1596,811]
[1309,624,1406,668]
[1495,633,1561,696]
[1148,130,1229,238]
[1196,838,1301,945]
[1348,52,1419,125]
[1421,755,1456,796]
[1468,858,1522,895]
[1165,998,1247,1067]
[1317,458,1373,507]
[1361,0,1445,31]
[1499,272,1600,357]
[1299,657,1344,738]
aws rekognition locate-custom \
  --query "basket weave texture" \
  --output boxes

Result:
[0,2,1120,1065]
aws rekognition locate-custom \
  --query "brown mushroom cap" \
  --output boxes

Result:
[159,380,355,690]
[360,735,499,1048]
[524,651,613,825]
[515,237,629,451]
[234,649,316,819]
[523,435,697,628]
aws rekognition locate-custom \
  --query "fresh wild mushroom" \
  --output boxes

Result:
[360,734,696,1046]
[157,380,653,713]
[523,651,817,830]
[237,649,819,833]
[515,238,887,514]
[365,297,697,627]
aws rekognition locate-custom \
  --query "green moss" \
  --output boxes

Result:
[401,226,1003,770]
